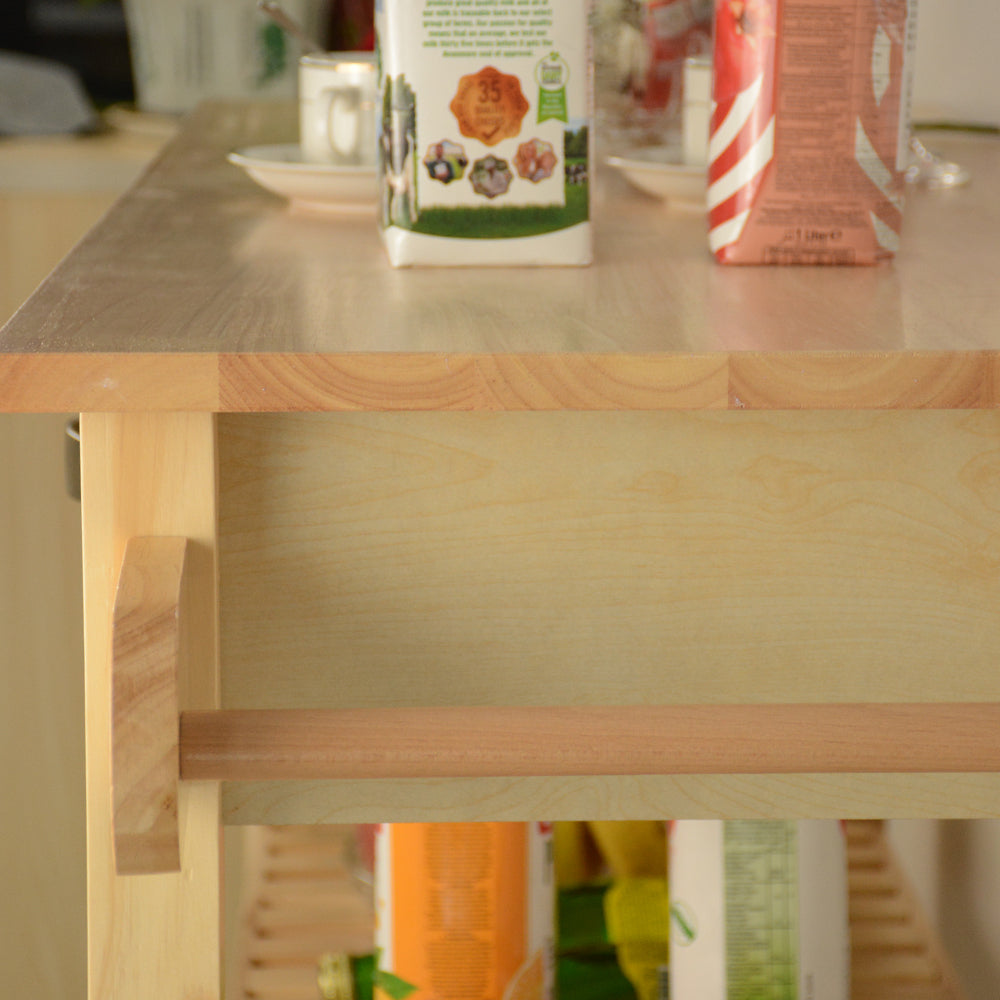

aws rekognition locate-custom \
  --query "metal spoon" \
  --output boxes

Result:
[256,0,324,53]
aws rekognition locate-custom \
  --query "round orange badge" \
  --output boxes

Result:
[450,66,530,147]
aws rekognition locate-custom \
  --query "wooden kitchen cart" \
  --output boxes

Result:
[2,102,998,999]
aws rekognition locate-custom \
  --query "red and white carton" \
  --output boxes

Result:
[708,0,917,264]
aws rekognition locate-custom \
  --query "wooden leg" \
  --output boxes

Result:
[80,412,221,1000]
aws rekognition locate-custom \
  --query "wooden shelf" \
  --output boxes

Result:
[228,823,967,1000]
[1,103,999,413]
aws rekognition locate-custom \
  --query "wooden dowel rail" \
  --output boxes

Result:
[179,703,1000,781]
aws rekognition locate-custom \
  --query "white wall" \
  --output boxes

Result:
[0,414,86,1000]
[938,821,1000,998]
[890,819,1000,998]
[911,0,1000,126]
[893,3,1000,996]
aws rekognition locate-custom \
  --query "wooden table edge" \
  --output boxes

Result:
[3,349,999,413]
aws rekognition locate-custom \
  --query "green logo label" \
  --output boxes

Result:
[670,901,698,945]
[535,52,569,123]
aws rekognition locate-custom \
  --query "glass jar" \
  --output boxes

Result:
[593,0,714,151]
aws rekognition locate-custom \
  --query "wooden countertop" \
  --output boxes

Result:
[1,101,998,413]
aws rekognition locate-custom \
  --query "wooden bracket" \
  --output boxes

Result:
[111,536,188,875]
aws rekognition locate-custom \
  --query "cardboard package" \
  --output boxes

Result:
[708,0,918,264]
[376,0,592,266]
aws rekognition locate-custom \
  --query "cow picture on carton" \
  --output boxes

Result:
[380,74,419,229]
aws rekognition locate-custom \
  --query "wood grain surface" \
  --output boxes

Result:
[180,703,1000,781]
[218,410,1000,713]
[2,103,999,413]
[221,772,1000,825]
[213,406,1000,820]
[111,536,187,875]
[80,413,221,999]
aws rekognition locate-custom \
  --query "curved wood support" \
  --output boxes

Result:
[112,536,188,875]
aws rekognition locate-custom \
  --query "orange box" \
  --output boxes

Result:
[374,823,555,1000]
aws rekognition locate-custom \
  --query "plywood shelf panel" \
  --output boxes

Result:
[218,411,1000,715]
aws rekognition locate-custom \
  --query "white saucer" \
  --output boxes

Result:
[227,143,376,214]
[606,145,706,207]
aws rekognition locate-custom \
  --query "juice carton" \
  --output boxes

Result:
[375,822,556,1000]
[708,0,918,264]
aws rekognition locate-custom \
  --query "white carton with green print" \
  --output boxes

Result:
[375,0,592,266]
[669,820,850,1000]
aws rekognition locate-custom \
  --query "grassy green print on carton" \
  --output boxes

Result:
[413,131,589,239]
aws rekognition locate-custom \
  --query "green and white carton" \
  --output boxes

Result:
[375,0,592,266]
[669,820,850,1000]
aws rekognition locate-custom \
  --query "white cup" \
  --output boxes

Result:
[682,55,712,167]
[299,52,377,166]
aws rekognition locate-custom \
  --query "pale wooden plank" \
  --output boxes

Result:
[0,134,163,996]
[218,410,1000,715]
[243,966,327,996]
[220,773,1000,825]
[729,352,1000,410]
[851,988,959,1000]
[218,352,730,412]
[180,704,1000,781]
[111,536,188,874]
[245,932,375,964]
[0,354,220,413]
[81,412,221,1000]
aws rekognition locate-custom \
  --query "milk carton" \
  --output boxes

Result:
[375,0,593,266]
[669,820,850,1000]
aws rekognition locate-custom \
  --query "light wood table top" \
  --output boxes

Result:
[1,101,997,413]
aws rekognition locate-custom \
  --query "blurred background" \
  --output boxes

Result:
[1,1,999,998]
[0,0,374,118]
[2,0,996,123]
